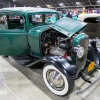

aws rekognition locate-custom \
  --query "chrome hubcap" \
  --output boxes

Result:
[47,70,65,91]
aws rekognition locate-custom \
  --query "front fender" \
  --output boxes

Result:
[87,46,100,66]
[39,56,77,79]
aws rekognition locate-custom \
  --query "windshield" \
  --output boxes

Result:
[28,13,58,29]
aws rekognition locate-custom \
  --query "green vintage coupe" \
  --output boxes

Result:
[0,7,99,96]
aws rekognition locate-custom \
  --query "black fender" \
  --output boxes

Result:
[87,45,100,66]
[34,56,78,79]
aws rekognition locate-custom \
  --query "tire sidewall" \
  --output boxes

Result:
[43,64,73,96]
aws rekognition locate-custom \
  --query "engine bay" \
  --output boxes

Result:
[41,29,73,57]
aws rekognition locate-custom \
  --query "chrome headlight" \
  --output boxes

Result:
[91,38,100,48]
[73,45,84,59]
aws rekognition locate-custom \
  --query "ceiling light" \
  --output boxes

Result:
[13,0,22,1]
[47,5,53,8]
[97,0,100,4]
[97,0,100,2]
[13,0,17,1]
[76,2,80,5]
[47,5,50,7]
[37,6,41,8]
[76,2,82,6]
[59,3,65,7]
[59,3,64,6]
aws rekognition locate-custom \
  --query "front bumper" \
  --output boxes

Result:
[74,64,100,95]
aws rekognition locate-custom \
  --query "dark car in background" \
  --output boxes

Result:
[78,14,100,38]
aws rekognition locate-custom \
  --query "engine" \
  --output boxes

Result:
[41,29,72,57]
[49,46,66,56]
[41,29,89,71]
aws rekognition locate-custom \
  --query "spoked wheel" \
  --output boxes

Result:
[43,64,75,96]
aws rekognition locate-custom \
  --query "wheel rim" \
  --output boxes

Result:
[46,69,65,91]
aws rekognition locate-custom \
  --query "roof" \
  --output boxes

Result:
[0,7,58,14]
[78,14,100,21]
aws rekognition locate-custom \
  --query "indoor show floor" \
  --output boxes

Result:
[0,56,100,100]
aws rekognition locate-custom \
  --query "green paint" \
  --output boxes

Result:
[0,7,58,56]
[0,7,88,58]
[50,17,87,37]
[73,33,88,46]
[28,25,49,57]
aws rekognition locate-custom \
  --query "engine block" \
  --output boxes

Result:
[50,46,66,56]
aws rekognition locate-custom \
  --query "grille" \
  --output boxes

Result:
[76,38,89,70]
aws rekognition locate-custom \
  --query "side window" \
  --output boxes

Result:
[0,14,24,30]
[28,14,43,28]
[28,13,58,29]
[8,15,24,30]
[32,15,43,22]
[0,15,7,30]
[45,14,57,23]
[84,18,98,23]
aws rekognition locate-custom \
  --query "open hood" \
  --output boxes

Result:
[49,17,87,37]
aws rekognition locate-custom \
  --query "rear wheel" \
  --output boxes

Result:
[43,64,75,96]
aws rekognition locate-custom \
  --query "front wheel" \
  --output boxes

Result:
[43,64,75,96]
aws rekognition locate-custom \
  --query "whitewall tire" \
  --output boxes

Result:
[43,64,74,96]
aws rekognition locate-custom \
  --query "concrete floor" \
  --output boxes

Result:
[0,56,100,100]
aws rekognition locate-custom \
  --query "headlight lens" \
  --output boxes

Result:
[73,45,84,59]
[91,38,100,48]
[77,47,84,58]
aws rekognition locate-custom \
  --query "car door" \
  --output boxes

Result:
[84,17,98,38]
[0,13,29,55]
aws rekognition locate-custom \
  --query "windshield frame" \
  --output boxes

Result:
[26,12,59,30]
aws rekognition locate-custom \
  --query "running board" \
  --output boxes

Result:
[74,76,100,95]
[10,55,38,67]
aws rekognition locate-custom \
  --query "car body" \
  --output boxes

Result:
[78,14,100,38]
[0,7,99,96]
[78,14,100,74]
